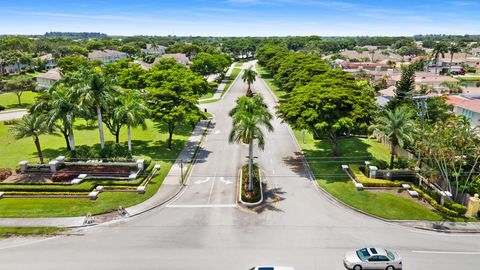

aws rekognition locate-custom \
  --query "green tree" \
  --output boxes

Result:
[3,76,36,105]
[229,96,273,191]
[242,67,257,97]
[277,71,375,156]
[431,41,448,75]
[369,107,417,169]
[72,69,116,149]
[115,91,148,152]
[10,114,52,164]
[145,59,209,149]
[447,43,461,72]
[57,55,90,73]
[387,65,415,109]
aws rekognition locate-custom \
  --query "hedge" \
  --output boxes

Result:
[350,166,404,187]
[411,186,460,217]
[4,191,89,196]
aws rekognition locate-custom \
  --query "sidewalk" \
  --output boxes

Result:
[0,120,210,227]
[126,119,209,216]
[199,63,237,102]
[394,220,480,233]
[0,109,28,121]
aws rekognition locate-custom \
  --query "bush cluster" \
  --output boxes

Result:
[68,143,132,160]
[411,186,460,217]
[0,105,5,111]
[351,166,403,187]
[241,164,261,203]
[3,119,17,125]
[0,168,13,181]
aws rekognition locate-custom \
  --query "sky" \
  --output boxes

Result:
[0,0,480,36]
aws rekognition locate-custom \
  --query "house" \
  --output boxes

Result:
[34,53,56,69]
[35,68,62,89]
[387,72,459,91]
[0,62,27,75]
[446,95,480,127]
[340,62,391,71]
[87,50,127,63]
[142,44,167,55]
[161,53,191,65]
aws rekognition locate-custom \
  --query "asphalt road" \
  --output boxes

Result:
[0,61,479,270]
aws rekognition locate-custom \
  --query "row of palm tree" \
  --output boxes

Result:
[430,41,467,75]
[229,66,274,192]
[11,68,148,163]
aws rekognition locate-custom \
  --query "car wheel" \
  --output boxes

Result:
[353,265,362,270]
[385,266,395,270]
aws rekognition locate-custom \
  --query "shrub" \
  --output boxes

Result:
[241,164,261,203]
[444,200,468,215]
[394,157,411,169]
[350,166,403,187]
[0,105,5,111]
[371,159,388,170]
[411,186,460,217]
[0,168,12,180]
[3,119,17,125]
[68,143,132,160]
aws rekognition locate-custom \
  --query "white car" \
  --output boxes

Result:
[249,267,295,270]
[343,248,402,270]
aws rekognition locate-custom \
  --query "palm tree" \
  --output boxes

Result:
[115,91,148,152]
[74,69,116,149]
[242,67,257,97]
[11,114,52,164]
[369,107,417,169]
[229,96,274,191]
[448,43,461,72]
[431,42,448,75]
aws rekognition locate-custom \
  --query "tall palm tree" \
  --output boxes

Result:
[229,96,273,191]
[369,107,417,169]
[242,67,257,97]
[115,91,148,152]
[431,42,448,75]
[11,114,52,164]
[448,43,461,72]
[74,69,116,149]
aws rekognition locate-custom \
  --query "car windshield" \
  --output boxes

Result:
[386,250,396,260]
[356,248,370,261]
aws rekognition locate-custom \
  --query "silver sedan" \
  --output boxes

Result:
[343,248,402,270]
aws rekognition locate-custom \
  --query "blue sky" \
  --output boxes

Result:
[1,0,479,36]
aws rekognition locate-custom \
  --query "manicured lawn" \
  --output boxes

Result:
[256,64,287,100]
[0,227,67,238]
[295,130,452,221]
[0,91,38,109]
[0,119,193,217]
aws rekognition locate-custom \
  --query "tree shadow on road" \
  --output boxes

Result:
[248,183,286,214]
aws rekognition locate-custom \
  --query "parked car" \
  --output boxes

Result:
[249,267,295,270]
[450,70,466,75]
[343,248,402,270]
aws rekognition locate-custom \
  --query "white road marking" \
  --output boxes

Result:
[272,169,275,175]
[214,130,220,134]
[194,177,211,184]
[166,204,236,208]
[412,250,480,255]
[219,177,232,185]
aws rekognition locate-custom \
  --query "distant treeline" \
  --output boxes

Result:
[44,32,108,39]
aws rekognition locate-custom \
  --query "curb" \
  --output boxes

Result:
[199,65,243,103]
[237,167,263,206]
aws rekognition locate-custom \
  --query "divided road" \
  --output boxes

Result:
[0,61,478,269]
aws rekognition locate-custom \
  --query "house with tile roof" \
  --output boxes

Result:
[88,50,127,63]
[35,68,62,89]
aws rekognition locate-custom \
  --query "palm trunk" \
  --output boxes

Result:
[127,124,132,152]
[449,54,454,72]
[69,125,75,151]
[33,136,44,164]
[248,140,253,192]
[62,130,71,151]
[115,131,120,144]
[96,106,105,149]
[390,143,396,170]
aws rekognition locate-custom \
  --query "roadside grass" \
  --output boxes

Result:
[222,68,241,97]
[0,91,38,109]
[0,227,67,238]
[295,131,450,221]
[454,74,480,81]
[234,62,243,67]
[255,64,287,100]
[0,119,192,217]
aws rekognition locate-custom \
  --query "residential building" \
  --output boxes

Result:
[34,53,56,69]
[142,44,167,55]
[35,68,62,89]
[87,50,127,63]
[387,72,458,91]
[446,95,480,127]
[161,53,191,65]
[340,62,391,71]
